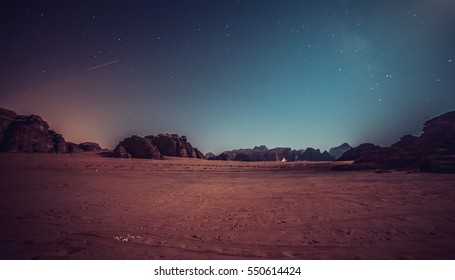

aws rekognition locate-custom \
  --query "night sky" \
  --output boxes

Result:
[1,0,454,154]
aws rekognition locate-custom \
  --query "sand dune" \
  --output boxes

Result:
[0,152,454,259]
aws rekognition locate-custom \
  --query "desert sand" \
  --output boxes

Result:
[0,152,454,259]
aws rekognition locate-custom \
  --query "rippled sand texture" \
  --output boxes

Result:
[1,152,454,259]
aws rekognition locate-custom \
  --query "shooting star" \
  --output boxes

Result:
[86,59,119,71]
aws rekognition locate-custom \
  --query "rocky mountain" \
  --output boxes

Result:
[79,142,102,152]
[113,133,204,159]
[0,112,54,152]
[296,147,335,161]
[208,153,228,161]
[204,152,216,159]
[113,135,162,159]
[65,142,81,153]
[209,145,334,162]
[329,143,352,160]
[0,107,102,153]
[50,130,66,153]
[146,134,204,158]
[335,110,455,172]
[0,107,17,144]
[337,143,380,161]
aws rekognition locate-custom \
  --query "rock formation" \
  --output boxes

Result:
[211,145,334,162]
[65,142,81,153]
[337,143,381,161]
[113,133,204,159]
[297,147,335,161]
[207,153,228,161]
[0,113,54,153]
[335,110,455,172]
[49,130,66,153]
[418,111,455,157]
[113,135,161,159]
[270,147,294,161]
[234,153,251,161]
[0,107,102,154]
[0,107,17,144]
[221,146,268,161]
[329,143,352,160]
[113,145,131,158]
[144,134,204,159]
[205,152,216,159]
[78,142,102,152]
[194,148,205,159]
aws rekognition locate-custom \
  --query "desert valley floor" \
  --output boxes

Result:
[0,152,454,259]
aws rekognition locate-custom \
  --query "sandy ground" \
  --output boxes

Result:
[0,152,454,260]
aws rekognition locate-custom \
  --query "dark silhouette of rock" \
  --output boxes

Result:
[337,143,381,161]
[321,151,335,161]
[250,145,269,161]
[0,107,17,144]
[65,142,81,153]
[292,150,304,161]
[0,108,206,159]
[145,133,204,158]
[205,152,216,159]
[114,133,204,160]
[0,108,17,121]
[194,148,205,159]
[297,147,335,161]
[335,110,455,171]
[113,145,131,158]
[0,107,96,154]
[114,135,161,159]
[209,153,228,161]
[418,111,455,157]
[211,145,334,162]
[329,143,352,160]
[353,147,420,168]
[419,156,455,173]
[391,135,418,151]
[423,111,455,136]
[221,148,246,161]
[186,141,197,158]
[78,142,102,152]
[147,134,180,157]
[49,130,66,153]
[234,153,251,161]
[220,146,269,161]
[270,147,294,161]
[0,114,54,153]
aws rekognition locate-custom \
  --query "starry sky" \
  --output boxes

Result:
[1,0,454,154]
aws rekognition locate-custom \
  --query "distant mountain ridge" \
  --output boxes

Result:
[329,143,352,160]
[207,145,336,162]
